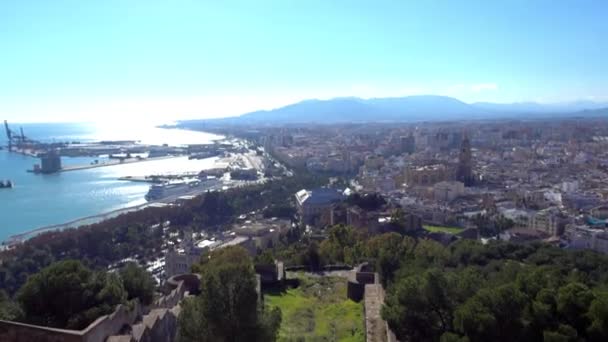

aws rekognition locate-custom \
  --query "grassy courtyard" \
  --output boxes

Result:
[264,275,365,342]
[423,224,464,234]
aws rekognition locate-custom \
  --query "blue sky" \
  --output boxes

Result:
[1,0,607,123]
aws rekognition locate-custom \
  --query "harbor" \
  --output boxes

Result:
[0,122,227,243]
[1,161,267,248]
[2,120,235,175]
[1,122,284,246]
[30,155,181,173]
[2,180,220,248]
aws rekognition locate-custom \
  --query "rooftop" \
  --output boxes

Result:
[295,188,345,206]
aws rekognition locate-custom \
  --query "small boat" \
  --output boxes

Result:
[0,180,13,189]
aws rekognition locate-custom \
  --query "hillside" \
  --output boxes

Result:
[176,96,608,126]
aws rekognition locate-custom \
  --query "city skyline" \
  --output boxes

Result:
[3,2,608,340]
[1,0,607,123]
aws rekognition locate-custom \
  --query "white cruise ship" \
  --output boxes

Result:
[145,181,200,201]
[145,178,221,201]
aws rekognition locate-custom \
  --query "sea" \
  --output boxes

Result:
[0,122,222,242]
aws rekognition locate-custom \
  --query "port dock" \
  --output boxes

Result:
[59,155,180,172]
[25,155,181,173]
[118,171,207,183]
[3,120,200,174]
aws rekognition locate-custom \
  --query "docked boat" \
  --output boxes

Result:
[145,180,200,201]
[144,178,222,201]
[0,180,13,189]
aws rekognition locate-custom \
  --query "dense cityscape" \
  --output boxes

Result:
[2,1,608,342]
[234,117,608,253]
[1,116,608,341]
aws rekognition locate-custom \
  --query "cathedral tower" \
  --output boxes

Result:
[456,134,475,186]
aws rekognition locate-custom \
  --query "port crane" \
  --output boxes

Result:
[4,120,36,150]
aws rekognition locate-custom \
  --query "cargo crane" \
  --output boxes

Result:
[4,120,13,149]
[4,120,35,151]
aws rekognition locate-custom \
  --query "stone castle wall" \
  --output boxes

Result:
[0,274,199,342]
[0,301,142,342]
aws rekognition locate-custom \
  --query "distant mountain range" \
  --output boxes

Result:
[472,100,608,113]
[178,95,608,126]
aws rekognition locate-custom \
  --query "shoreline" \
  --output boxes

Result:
[1,133,267,248]
[1,176,257,248]
[3,203,152,247]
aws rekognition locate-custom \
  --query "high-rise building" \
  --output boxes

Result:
[456,134,475,186]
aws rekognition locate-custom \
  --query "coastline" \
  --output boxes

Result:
[3,202,151,247]
[2,175,263,248]
[2,150,269,248]
[0,125,229,243]
[0,124,270,247]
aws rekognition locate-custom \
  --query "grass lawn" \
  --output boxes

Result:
[264,275,365,342]
[423,225,464,234]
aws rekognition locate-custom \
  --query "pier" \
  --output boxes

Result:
[4,119,195,174]
[26,155,181,173]
[58,155,180,172]
[118,171,208,183]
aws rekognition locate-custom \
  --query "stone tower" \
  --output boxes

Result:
[456,133,475,186]
[181,228,195,250]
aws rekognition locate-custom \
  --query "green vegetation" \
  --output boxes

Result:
[5,158,608,342]
[0,172,324,296]
[0,290,21,321]
[345,193,386,211]
[381,239,608,342]
[119,262,156,306]
[423,225,463,234]
[178,246,281,342]
[264,224,608,341]
[272,226,406,286]
[265,275,364,342]
[0,167,325,335]
[263,203,297,219]
[472,213,515,237]
[11,260,154,329]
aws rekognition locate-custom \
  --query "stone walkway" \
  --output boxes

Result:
[364,284,388,342]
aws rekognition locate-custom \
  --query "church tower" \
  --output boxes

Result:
[181,228,195,251]
[456,133,475,186]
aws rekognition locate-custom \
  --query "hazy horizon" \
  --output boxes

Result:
[6,94,608,125]
[1,0,607,123]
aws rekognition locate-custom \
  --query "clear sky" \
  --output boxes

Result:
[1,0,607,123]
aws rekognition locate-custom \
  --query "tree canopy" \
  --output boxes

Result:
[379,237,608,342]
[119,262,156,306]
[16,260,126,329]
[12,259,157,330]
[178,246,281,342]
[0,172,325,297]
